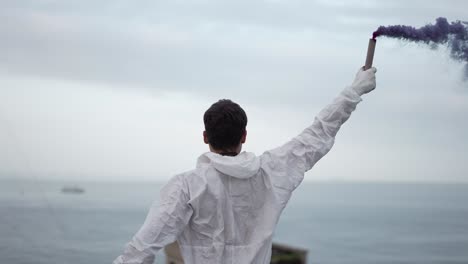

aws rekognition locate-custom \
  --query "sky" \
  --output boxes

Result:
[1,0,467,182]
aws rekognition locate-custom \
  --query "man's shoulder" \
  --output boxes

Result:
[178,165,210,177]
[172,166,211,184]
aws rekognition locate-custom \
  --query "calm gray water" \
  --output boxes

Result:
[1,179,468,264]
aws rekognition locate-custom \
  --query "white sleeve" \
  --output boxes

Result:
[261,87,362,205]
[113,175,193,264]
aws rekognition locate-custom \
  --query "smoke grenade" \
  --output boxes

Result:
[372,17,468,77]
[364,38,376,70]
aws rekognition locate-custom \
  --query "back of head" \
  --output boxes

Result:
[203,99,247,151]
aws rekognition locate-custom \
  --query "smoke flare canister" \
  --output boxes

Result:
[364,38,376,70]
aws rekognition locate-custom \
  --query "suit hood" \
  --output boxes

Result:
[196,151,260,179]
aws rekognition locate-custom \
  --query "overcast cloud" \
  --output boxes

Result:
[1,0,467,182]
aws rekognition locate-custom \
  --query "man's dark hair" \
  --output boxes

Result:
[203,99,247,150]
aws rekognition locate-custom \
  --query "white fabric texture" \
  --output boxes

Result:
[114,74,373,263]
[351,67,377,96]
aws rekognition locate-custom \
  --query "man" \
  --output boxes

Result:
[114,67,377,264]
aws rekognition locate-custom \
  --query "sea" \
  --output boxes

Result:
[1,179,468,264]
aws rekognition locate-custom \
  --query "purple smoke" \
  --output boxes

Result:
[373,17,468,77]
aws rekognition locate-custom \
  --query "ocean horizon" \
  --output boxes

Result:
[1,178,468,264]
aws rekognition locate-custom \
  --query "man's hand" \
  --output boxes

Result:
[351,67,377,96]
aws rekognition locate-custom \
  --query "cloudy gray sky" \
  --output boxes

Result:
[1,0,467,182]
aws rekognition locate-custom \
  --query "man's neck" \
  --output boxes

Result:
[210,145,242,156]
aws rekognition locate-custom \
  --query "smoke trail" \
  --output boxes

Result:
[373,17,468,77]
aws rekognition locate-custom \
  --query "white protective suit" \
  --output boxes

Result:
[114,68,377,264]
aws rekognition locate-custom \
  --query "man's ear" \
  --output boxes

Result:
[241,130,247,144]
[203,131,209,144]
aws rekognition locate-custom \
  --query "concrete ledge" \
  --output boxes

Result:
[164,241,308,264]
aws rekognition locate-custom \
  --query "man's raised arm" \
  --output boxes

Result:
[261,67,377,202]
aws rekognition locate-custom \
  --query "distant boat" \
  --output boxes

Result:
[61,186,85,194]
